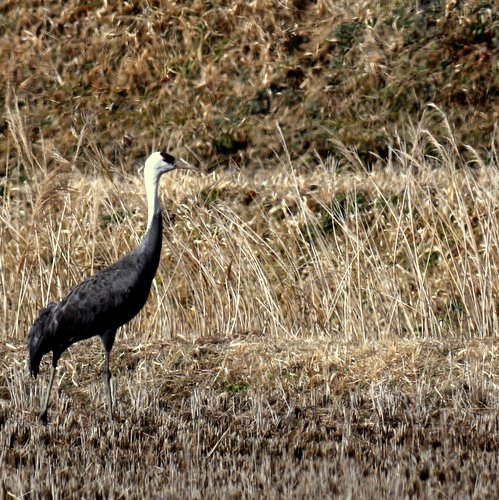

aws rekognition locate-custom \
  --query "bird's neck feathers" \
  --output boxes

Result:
[139,166,163,270]
[144,167,161,230]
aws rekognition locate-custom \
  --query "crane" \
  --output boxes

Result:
[28,151,196,423]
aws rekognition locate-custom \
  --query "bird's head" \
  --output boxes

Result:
[145,151,196,177]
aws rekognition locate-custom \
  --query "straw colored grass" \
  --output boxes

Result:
[0,1,497,169]
[1,101,498,496]
[0,0,498,496]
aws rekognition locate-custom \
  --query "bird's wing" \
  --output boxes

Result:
[54,260,141,334]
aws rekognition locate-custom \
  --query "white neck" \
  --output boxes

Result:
[144,167,161,230]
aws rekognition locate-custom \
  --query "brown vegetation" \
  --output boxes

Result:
[0,1,498,498]
[0,0,497,170]
[1,109,498,496]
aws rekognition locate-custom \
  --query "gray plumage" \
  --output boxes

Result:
[28,151,195,423]
[28,212,162,377]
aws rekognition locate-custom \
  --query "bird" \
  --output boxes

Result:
[28,151,196,423]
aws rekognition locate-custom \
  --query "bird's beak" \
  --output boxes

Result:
[175,159,198,171]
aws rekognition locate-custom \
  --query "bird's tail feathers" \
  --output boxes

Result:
[27,303,57,378]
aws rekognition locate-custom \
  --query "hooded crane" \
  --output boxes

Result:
[28,151,196,423]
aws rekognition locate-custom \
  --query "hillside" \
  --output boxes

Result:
[1,0,497,171]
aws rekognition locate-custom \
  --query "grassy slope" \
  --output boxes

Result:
[0,0,497,170]
[0,1,498,498]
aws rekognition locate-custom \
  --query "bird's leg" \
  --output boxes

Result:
[103,350,113,422]
[39,365,56,424]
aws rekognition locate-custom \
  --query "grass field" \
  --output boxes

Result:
[1,1,498,498]
[1,104,498,497]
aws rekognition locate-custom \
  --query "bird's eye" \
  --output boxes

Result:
[161,152,175,164]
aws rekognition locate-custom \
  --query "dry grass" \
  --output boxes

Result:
[1,1,498,497]
[1,99,498,496]
[1,337,498,497]
[0,1,497,169]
